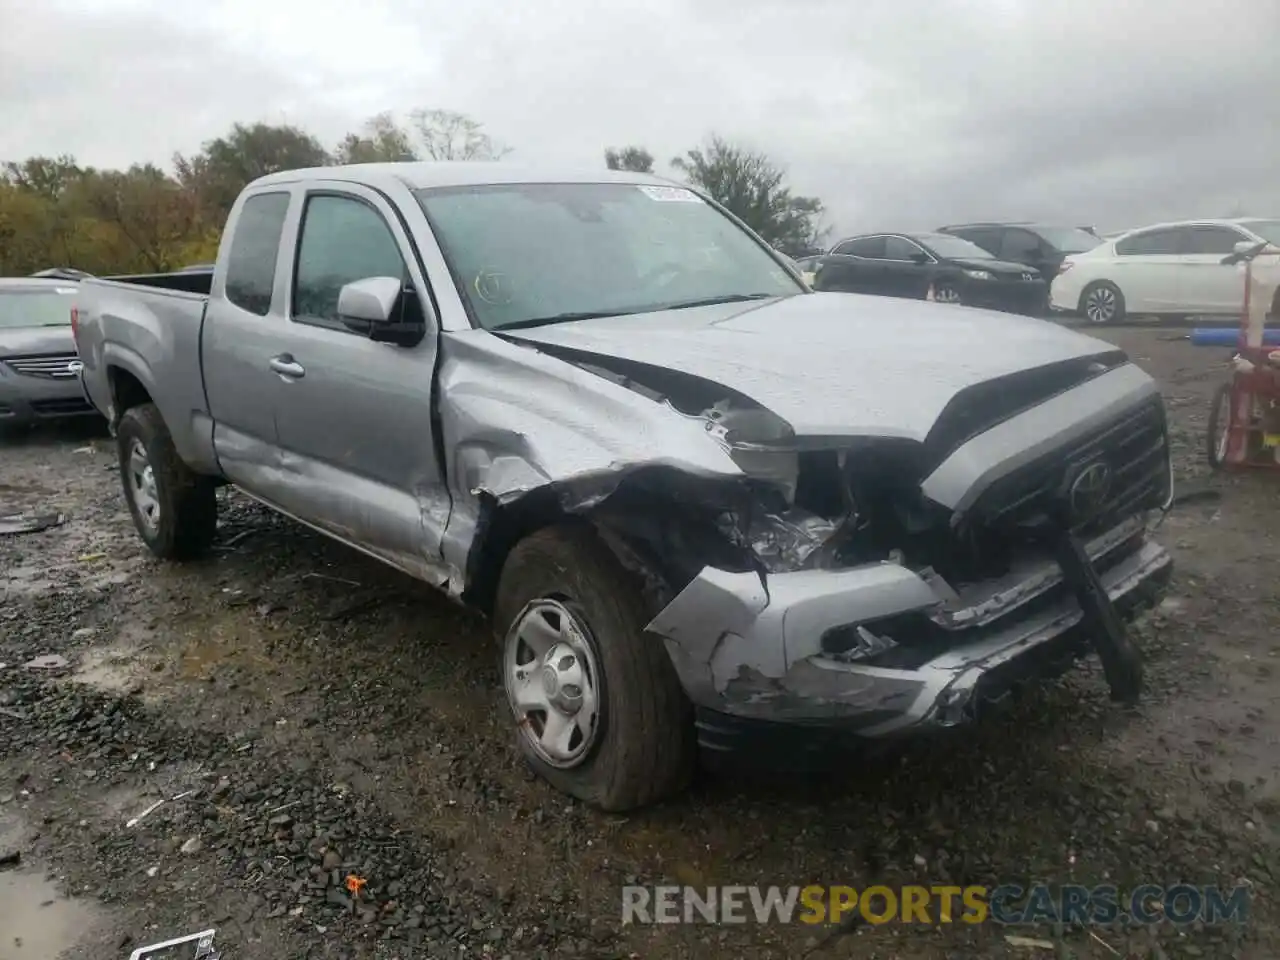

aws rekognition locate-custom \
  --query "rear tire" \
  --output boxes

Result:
[1080,281,1125,324]
[494,524,695,811]
[116,403,218,560]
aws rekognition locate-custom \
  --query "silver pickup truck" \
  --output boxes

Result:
[74,162,1174,811]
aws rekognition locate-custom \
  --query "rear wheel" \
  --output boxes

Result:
[933,281,962,304]
[116,403,218,560]
[494,524,695,811]
[1080,281,1125,324]
[1206,381,1233,469]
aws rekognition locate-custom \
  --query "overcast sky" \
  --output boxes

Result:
[2,0,1278,237]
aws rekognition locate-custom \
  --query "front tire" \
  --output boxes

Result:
[494,524,695,811]
[116,403,218,560]
[1080,280,1125,324]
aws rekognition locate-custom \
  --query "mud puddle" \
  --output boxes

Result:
[0,818,103,960]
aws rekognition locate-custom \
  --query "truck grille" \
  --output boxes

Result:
[3,353,80,380]
[971,397,1170,534]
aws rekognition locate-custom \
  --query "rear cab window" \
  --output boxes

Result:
[224,192,291,316]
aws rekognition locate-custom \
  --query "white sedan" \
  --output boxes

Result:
[1049,217,1280,323]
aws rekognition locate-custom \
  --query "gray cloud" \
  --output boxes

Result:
[1,0,1277,237]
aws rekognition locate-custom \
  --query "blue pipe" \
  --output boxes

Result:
[1189,327,1280,347]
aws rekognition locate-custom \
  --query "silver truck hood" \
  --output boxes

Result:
[504,292,1118,440]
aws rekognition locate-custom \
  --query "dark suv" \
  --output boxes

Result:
[938,223,1102,306]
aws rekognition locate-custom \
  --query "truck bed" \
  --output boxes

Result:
[74,273,215,472]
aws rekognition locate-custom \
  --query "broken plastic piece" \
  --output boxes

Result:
[0,512,66,536]
[129,928,219,959]
[23,654,70,671]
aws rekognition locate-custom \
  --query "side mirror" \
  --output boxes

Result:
[1221,239,1271,266]
[336,276,424,346]
[909,252,930,265]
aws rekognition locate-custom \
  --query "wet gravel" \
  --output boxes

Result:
[1,328,1279,959]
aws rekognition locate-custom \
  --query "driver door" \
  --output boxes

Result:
[267,184,449,577]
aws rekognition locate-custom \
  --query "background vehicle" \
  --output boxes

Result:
[813,231,1046,314]
[74,163,1172,812]
[0,276,98,430]
[1051,218,1280,324]
[938,222,1102,295]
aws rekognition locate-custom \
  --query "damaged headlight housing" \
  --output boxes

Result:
[700,399,800,502]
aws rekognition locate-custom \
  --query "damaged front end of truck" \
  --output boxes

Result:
[446,330,1174,758]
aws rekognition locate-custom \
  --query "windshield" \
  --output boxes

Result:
[1033,226,1102,253]
[916,234,995,260]
[1245,220,1280,245]
[415,182,803,330]
[0,288,76,329]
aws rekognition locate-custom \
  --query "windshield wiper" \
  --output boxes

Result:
[494,310,639,331]
[656,293,780,311]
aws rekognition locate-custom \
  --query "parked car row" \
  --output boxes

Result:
[805,217,1280,324]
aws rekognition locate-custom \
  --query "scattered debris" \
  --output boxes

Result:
[302,572,361,588]
[179,836,204,855]
[129,928,219,960]
[0,512,66,536]
[125,790,195,828]
[0,849,20,869]
[76,552,107,563]
[23,654,70,672]
[1005,934,1056,950]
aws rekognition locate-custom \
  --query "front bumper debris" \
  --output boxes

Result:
[645,517,1172,750]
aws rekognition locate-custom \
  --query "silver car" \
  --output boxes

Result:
[0,278,96,429]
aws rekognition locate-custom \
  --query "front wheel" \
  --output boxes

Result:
[116,403,218,560]
[494,524,695,811]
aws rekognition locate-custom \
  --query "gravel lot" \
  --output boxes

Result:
[1,327,1277,960]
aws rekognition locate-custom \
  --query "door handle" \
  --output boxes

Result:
[269,355,305,379]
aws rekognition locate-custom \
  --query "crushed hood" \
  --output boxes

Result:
[503,292,1119,441]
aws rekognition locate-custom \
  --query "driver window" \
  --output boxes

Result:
[293,194,408,330]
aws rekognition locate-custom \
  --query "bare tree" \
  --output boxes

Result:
[335,112,419,164]
[408,109,510,161]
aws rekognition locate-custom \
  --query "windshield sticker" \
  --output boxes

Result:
[637,185,704,203]
[56,288,77,295]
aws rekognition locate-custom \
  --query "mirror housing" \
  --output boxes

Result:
[336,276,425,346]
[909,252,931,265]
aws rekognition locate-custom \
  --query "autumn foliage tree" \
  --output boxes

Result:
[0,109,511,277]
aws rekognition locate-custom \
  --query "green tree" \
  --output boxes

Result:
[335,112,419,164]
[174,122,331,223]
[604,146,655,173]
[671,135,827,255]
